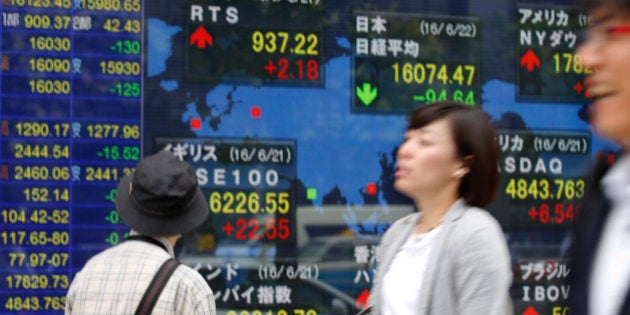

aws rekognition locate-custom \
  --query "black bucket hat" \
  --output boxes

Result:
[115,150,209,237]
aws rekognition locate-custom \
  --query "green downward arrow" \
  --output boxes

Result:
[356,82,378,106]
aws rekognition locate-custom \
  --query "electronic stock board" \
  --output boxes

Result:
[0,0,610,314]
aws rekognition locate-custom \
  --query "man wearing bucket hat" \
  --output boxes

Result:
[66,150,216,314]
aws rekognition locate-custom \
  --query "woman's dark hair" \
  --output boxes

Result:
[406,100,500,207]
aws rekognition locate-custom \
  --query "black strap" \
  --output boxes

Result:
[126,235,169,252]
[134,258,180,315]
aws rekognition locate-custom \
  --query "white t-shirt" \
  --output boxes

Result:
[381,226,442,315]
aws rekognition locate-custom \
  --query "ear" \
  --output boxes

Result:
[453,166,470,179]
[454,155,474,178]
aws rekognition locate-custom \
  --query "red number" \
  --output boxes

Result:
[234,218,247,240]
[565,203,575,222]
[277,58,289,79]
[265,218,277,239]
[554,203,565,224]
[248,218,260,240]
[278,218,290,240]
[539,203,550,224]
[306,59,318,80]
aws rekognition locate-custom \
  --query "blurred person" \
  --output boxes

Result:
[368,101,512,315]
[569,1,630,314]
[66,150,216,314]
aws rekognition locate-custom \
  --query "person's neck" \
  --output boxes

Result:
[165,235,181,247]
[415,192,459,234]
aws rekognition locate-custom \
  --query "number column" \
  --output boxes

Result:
[67,0,143,282]
[1,1,75,313]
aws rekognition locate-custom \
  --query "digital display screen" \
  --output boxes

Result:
[0,0,604,314]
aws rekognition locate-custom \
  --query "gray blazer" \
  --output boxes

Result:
[369,199,512,315]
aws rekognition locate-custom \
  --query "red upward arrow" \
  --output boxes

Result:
[190,26,213,49]
[520,49,540,72]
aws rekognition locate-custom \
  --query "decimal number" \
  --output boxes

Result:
[13,121,70,137]
[23,14,71,30]
[528,202,579,225]
[84,123,140,139]
[5,274,69,289]
[222,217,290,241]
[1,208,69,224]
[85,166,134,182]
[227,309,317,315]
[252,31,319,55]
[7,0,71,8]
[413,88,475,105]
[6,251,69,267]
[81,0,141,12]
[13,143,69,159]
[14,165,70,181]
[22,187,69,202]
[209,191,291,215]
[4,296,66,312]
[504,178,585,201]
[392,63,476,86]
[103,18,140,33]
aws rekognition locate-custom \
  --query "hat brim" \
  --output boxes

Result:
[115,174,209,237]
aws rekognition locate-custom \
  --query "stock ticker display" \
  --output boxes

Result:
[0,0,611,314]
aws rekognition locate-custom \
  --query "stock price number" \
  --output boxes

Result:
[84,123,140,139]
[392,63,476,87]
[4,296,66,312]
[29,36,71,51]
[22,187,69,202]
[226,310,317,315]
[252,31,319,56]
[85,166,134,182]
[13,143,69,159]
[7,0,71,8]
[28,79,70,95]
[80,0,141,12]
[221,217,290,241]
[553,52,591,74]
[6,251,69,267]
[13,121,70,137]
[5,274,69,289]
[504,178,585,201]
[1,208,69,224]
[13,165,70,181]
[209,191,291,215]
[528,202,579,225]
[263,58,319,81]
[100,60,141,76]
[103,18,141,33]
[29,57,71,73]
[23,14,71,30]
[0,230,70,246]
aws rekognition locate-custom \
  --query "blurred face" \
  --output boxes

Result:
[577,9,630,143]
[394,118,467,199]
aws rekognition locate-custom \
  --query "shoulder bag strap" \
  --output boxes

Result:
[134,258,180,315]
